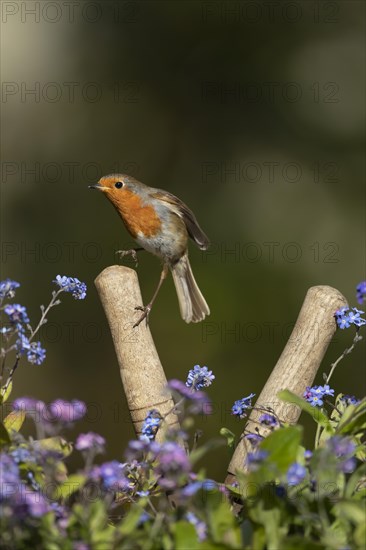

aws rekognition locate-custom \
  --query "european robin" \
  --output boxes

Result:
[89,174,210,327]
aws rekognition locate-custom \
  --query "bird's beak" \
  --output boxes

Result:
[88,183,106,191]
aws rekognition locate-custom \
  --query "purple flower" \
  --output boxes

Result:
[287,463,306,485]
[304,450,313,461]
[140,410,161,441]
[54,275,87,300]
[48,399,86,424]
[259,413,278,428]
[0,453,20,486]
[15,333,31,354]
[181,481,204,497]
[11,447,35,464]
[247,450,268,471]
[186,365,215,391]
[321,384,334,397]
[340,395,360,406]
[356,281,366,305]
[75,432,105,453]
[186,512,207,541]
[26,341,46,365]
[156,442,191,490]
[0,279,20,300]
[98,461,130,491]
[168,379,212,415]
[303,387,313,400]
[168,379,195,399]
[348,308,366,327]
[327,437,356,473]
[303,385,334,407]
[335,306,366,329]
[124,438,159,463]
[21,491,50,517]
[308,394,323,407]
[4,304,29,327]
[244,433,263,447]
[12,397,47,421]
[231,393,255,419]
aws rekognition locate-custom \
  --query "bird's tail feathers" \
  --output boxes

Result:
[171,255,210,323]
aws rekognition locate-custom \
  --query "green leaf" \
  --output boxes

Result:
[0,421,11,447]
[0,381,13,405]
[3,410,25,433]
[88,500,109,537]
[260,425,303,472]
[336,398,366,435]
[118,503,145,536]
[35,436,73,457]
[278,390,331,429]
[55,474,86,500]
[355,521,366,548]
[345,463,366,498]
[220,428,236,452]
[248,502,286,550]
[174,521,198,549]
[332,500,366,525]
[281,537,325,549]
[203,490,242,548]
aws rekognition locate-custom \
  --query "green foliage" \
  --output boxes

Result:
[1,278,365,549]
[230,392,366,550]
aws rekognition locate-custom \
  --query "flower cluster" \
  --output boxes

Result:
[186,365,215,390]
[0,276,87,389]
[16,335,46,365]
[91,460,130,492]
[259,413,278,428]
[13,397,86,435]
[186,512,207,541]
[168,379,212,414]
[335,306,366,329]
[326,436,356,474]
[1,278,365,550]
[54,275,87,300]
[231,393,255,418]
[303,384,334,407]
[356,281,366,305]
[0,279,20,301]
[4,303,30,329]
[140,409,161,441]
[246,450,268,471]
[155,441,191,490]
[287,463,306,485]
[340,394,360,406]
[75,432,106,453]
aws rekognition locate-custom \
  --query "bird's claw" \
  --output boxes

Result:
[116,249,139,267]
[133,305,152,328]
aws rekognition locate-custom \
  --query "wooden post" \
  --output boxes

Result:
[226,285,347,484]
[94,265,180,441]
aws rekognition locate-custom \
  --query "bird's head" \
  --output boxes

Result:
[89,173,146,208]
[89,174,130,195]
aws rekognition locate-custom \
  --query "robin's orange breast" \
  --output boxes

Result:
[109,188,162,239]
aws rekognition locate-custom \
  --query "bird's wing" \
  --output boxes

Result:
[150,190,210,250]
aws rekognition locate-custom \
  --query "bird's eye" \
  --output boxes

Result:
[115,181,123,189]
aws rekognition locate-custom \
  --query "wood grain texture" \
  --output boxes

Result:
[226,285,347,483]
[94,265,180,441]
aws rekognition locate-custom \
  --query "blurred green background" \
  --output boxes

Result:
[1,1,365,480]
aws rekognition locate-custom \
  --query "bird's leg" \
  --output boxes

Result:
[133,264,169,328]
[115,247,144,267]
